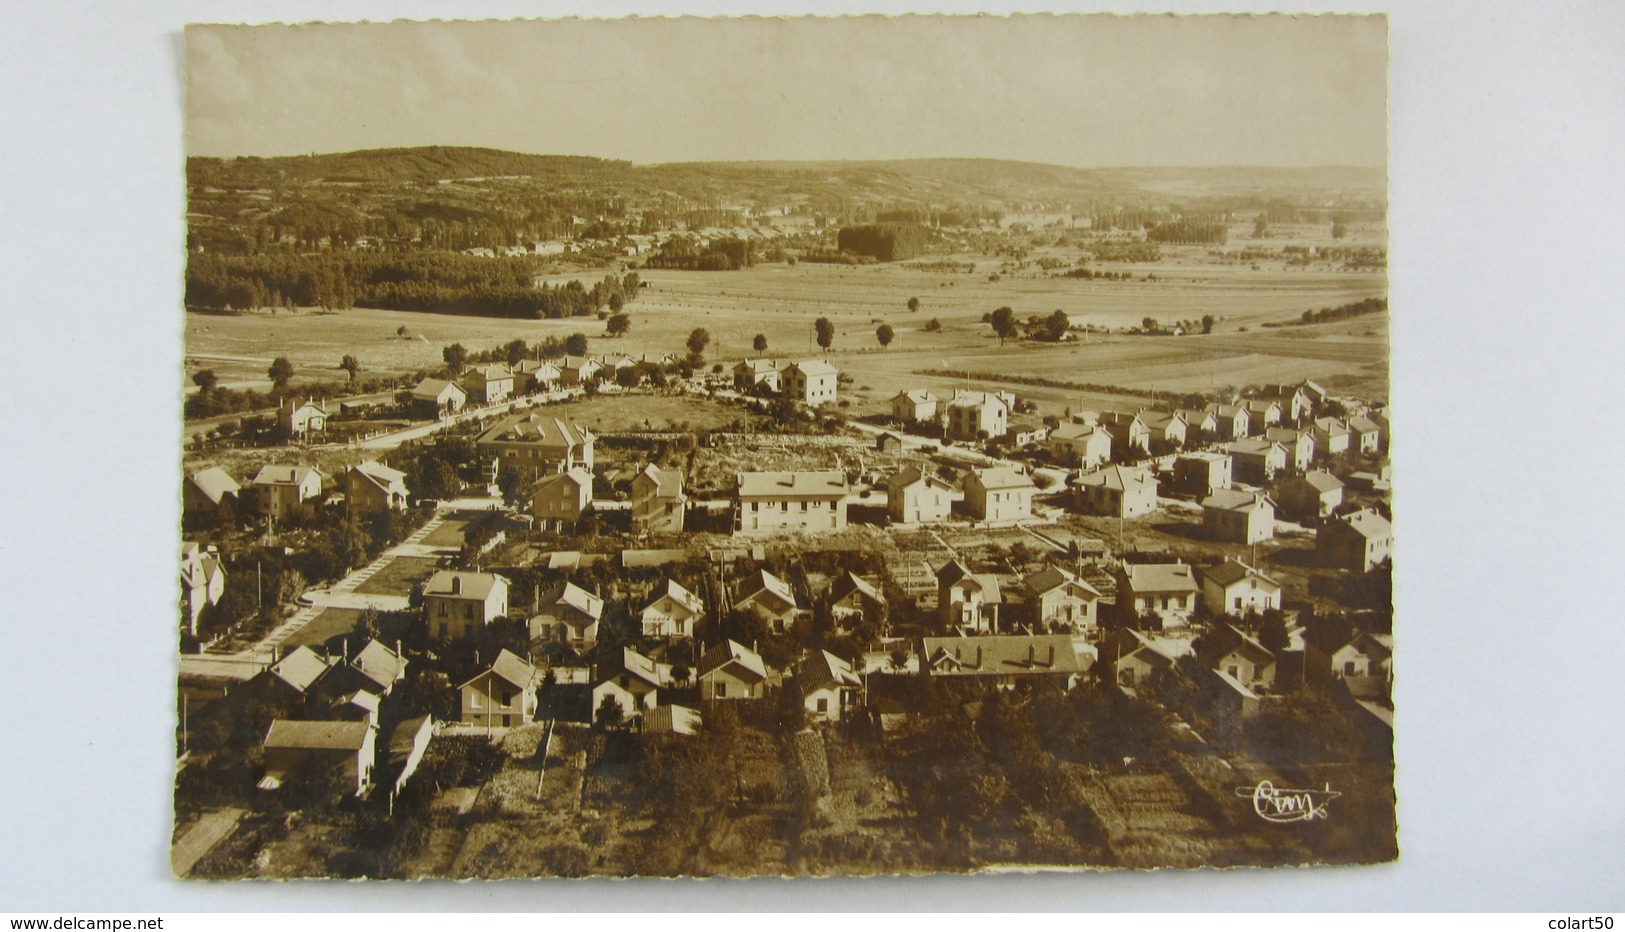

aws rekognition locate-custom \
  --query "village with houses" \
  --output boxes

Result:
[176,312,1395,877]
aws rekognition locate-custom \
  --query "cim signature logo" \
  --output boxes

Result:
[1233,780,1342,823]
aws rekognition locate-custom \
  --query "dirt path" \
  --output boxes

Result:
[170,807,244,876]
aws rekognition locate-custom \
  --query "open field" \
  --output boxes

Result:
[184,249,1386,411]
[351,556,440,597]
[548,392,752,435]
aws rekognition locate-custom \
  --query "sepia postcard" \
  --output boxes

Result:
[174,13,1394,879]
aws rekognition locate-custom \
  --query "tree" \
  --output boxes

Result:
[564,333,590,357]
[686,328,711,360]
[396,325,409,339]
[442,343,468,375]
[192,369,218,393]
[1043,309,1070,342]
[596,694,625,729]
[1331,219,1348,240]
[876,323,895,350]
[990,307,1018,346]
[339,355,361,382]
[1201,314,1215,335]
[753,333,768,353]
[268,356,295,390]
[924,318,942,332]
[1253,214,1269,238]
[607,292,625,313]
[907,296,921,313]
[615,366,640,389]
[815,317,835,350]
[504,338,529,367]
[1141,317,1158,332]
[607,313,631,337]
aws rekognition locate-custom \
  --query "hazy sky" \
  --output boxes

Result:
[187,14,1387,168]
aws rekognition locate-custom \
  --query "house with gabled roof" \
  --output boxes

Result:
[641,578,704,638]
[697,640,769,700]
[945,389,1014,441]
[278,398,328,441]
[1223,439,1288,484]
[1277,470,1345,521]
[890,388,939,423]
[1264,427,1314,472]
[260,720,377,797]
[1207,403,1252,440]
[1173,451,1232,498]
[1301,380,1330,408]
[1100,411,1152,459]
[531,467,593,532]
[790,650,863,722]
[1178,408,1219,442]
[1202,623,1274,698]
[409,377,467,420]
[885,467,954,525]
[1100,628,1178,690]
[936,559,1004,633]
[1075,464,1159,518]
[920,634,1086,689]
[476,412,595,479]
[459,649,538,730]
[1310,417,1352,457]
[531,581,604,649]
[1202,490,1276,544]
[1201,559,1283,617]
[733,568,801,633]
[180,542,227,637]
[1318,507,1393,572]
[183,466,241,515]
[1140,410,1188,451]
[512,358,561,394]
[1114,561,1200,627]
[1017,564,1102,633]
[785,359,839,405]
[422,571,510,641]
[592,647,668,722]
[1347,415,1382,453]
[733,358,785,393]
[319,639,409,700]
[1302,619,1393,683]
[557,355,603,386]
[345,460,409,515]
[828,573,887,631]
[1048,422,1113,469]
[250,464,324,520]
[1245,399,1283,431]
[1262,384,1313,423]
[963,466,1036,523]
[461,364,514,404]
[733,470,848,535]
[631,463,686,534]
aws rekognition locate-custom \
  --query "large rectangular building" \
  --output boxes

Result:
[733,470,848,534]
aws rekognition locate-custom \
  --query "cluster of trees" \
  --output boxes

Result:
[835,223,931,262]
[642,235,756,271]
[186,252,641,320]
[1088,241,1163,263]
[1296,296,1387,326]
[1061,267,1139,281]
[1147,221,1229,245]
[984,307,1075,345]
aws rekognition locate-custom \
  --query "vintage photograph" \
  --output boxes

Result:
[174,14,1393,879]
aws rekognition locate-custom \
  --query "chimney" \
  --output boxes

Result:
[1048,645,1056,666]
[975,646,983,669]
[1028,644,1035,665]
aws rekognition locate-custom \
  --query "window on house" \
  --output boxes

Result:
[1344,661,1358,676]
[715,682,726,698]
[464,604,473,619]
[816,698,828,713]
[437,603,448,617]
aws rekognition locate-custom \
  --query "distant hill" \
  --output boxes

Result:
[187,146,634,187]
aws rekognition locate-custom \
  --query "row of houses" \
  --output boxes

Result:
[732,358,841,406]
[183,459,410,522]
